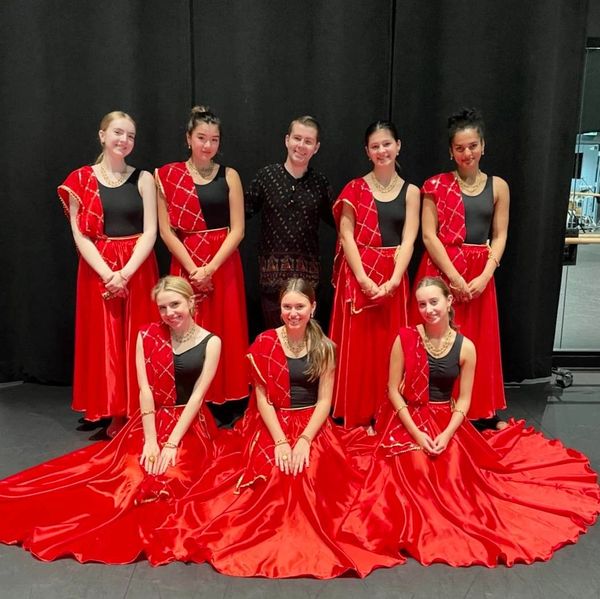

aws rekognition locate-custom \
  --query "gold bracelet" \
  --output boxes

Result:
[488,250,500,268]
[274,438,290,447]
[452,408,466,420]
[141,409,155,416]
[299,434,312,444]
[163,441,178,449]
[397,404,408,416]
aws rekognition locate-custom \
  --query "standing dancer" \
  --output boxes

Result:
[156,106,248,408]
[330,120,419,429]
[58,111,158,437]
[414,108,509,429]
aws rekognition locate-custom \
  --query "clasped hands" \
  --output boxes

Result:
[449,273,490,302]
[274,437,310,475]
[102,270,129,300]
[414,430,452,456]
[359,276,399,300]
[140,440,178,475]
[189,265,214,294]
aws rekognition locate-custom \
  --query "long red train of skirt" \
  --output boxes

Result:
[0,405,241,564]
[409,245,505,418]
[330,272,409,428]
[73,237,158,420]
[341,404,600,567]
[171,228,249,404]
[152,407,402,577]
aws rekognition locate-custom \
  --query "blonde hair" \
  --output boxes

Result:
[95,110,136,164]
[152,276,195,314]
[279,278,335,380]
[415,276,458,331]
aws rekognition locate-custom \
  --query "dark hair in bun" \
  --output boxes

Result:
[447,108,484,145]
[186,105,222,137]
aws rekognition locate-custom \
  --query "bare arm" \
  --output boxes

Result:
[68,195,113,282]
[467,176,509,297]
[422,195,469,299]
[119,170,157,280]
[291,364,334,475]
[156,335,222,475]
[432,337,475,452]
[256,384,292,474]
[157,187,197,274]
[387,336,437,453]
[339,202,379,295]
[373,183,420,299]
[202,167,245,275]
[136,332,160,474]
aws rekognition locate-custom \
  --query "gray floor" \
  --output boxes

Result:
[555,244,600,350]
[1,379,599,599]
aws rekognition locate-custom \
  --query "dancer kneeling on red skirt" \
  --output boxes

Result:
[0,276,240,564]
[341,276,600,567]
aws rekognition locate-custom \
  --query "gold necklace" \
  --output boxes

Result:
[172,323,197,344]
[422,328,454,358]
[281,328,306,356]
[370,172,399,194]
[456,170,485,194]
[187,159,215,179]
[99,163,128,187]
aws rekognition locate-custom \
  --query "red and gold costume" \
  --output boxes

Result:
[411,171,504,418]
[0,322,239,564]
[156,162,248,403]
[153,329,400,577]
[58,166,158,420]
[341,327,600,566]
[329,178,409,427]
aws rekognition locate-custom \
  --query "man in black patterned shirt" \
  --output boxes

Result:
[246,115,333,328]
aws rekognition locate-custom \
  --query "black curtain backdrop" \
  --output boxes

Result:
[0,0,590,385]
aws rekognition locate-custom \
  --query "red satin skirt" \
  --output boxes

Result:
[73,237,158,420]
[0,405,241,564]
[330,265,409,428]
[410,245,505,418]
[341,403,600,566]
[171,228,249,403]
[154,407,401,577]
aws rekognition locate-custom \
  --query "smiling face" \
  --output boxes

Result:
[280,290,315,332]
[156,290,194,333]
[285,123,320,169]
[415,284,452,326]
[450,127,484,172]
[365,128,400,168]
[187,122,221,164]
[99,117,136,160]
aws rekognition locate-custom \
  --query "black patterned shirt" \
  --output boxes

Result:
[246,163,333,292]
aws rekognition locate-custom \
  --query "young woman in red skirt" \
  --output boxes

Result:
[156,106,248,407]
[413,108,509,429]
[58,111,158,436]
[329,121,420,429]
[342,277,600,567]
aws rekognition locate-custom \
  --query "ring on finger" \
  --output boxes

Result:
[148,455,156,463]
[281,454,289,461]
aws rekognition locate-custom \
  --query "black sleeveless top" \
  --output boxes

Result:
[375,181,407,247]
[98,169,144,236]
[173,334,213,405]
[462,176,494,244]
[287,355,319,408]
[428,334,464,402]
[194,165,230,230]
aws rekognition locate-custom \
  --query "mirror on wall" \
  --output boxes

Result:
[554,39,600,351]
